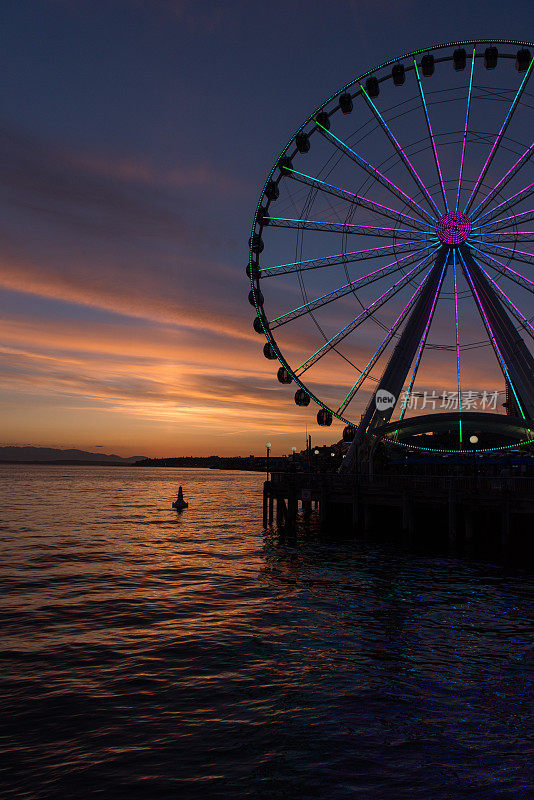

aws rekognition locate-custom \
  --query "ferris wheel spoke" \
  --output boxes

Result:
[359,82,442,216]
[397,249,449,421]
[467,244,534,293]
[295,260,433,377]
[468,141,534,221]
[471,240,534,267]
[469,231,534,243]
[476,260,534,340]
[463,55,534,215]
[471,208,534,233]
[315,120,437,225]
[471,182,534,225]
[269,244,440,329]
[337,267,436,414]
[412,59,448,213]
[258,239,434,278]
[264,215,433,240]
[282,166,433,230]
[458,250,527,419]
[455,44,476,212]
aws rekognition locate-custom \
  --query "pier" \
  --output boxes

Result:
[263,471,534,554]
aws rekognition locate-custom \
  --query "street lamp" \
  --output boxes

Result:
[265,441,271,481]
[314,448,319,473]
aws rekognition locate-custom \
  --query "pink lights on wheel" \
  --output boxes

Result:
[436,211,472,245]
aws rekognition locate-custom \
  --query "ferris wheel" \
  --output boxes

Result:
[248,40,534,454]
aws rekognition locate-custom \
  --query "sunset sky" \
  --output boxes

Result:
[1,1,532,457]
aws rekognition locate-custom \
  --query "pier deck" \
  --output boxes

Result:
[263,472,534,551]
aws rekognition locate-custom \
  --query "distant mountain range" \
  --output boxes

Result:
[0,447,146,464]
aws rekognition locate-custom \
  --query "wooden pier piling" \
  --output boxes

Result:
[262,472,533,558]
[448,488,457,545]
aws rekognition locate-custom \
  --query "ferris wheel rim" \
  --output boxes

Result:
[248,39,534,452]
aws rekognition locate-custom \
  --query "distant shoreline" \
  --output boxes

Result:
[0,460,138,466]
[0,448,292,471]
[0,460,269,472]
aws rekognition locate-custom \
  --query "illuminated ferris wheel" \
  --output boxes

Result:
[248,40,534,454]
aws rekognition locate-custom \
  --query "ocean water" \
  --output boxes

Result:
[0,464,532,799]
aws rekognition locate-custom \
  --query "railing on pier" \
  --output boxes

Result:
[269,472,534,495]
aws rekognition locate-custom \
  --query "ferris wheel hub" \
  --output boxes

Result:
[436,211,472,245]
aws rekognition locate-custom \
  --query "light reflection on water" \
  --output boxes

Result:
[0,465,532,799]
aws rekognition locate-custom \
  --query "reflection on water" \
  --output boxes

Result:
[0,465,532,799]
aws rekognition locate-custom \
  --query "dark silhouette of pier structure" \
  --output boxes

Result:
[263,470,534,555]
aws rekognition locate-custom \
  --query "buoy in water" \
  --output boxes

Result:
[172,485,188,510]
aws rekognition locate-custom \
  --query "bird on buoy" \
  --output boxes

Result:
[172,485,188,510]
